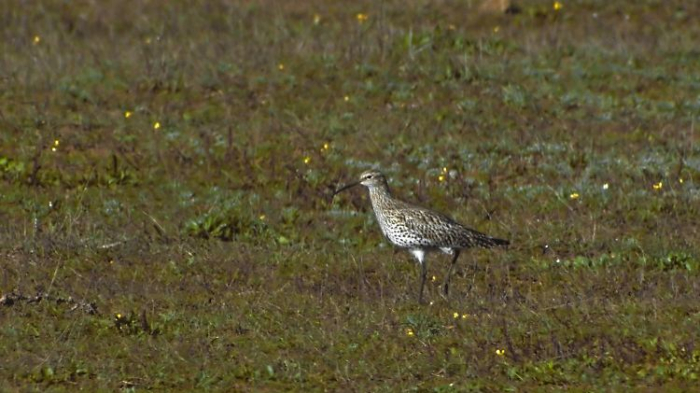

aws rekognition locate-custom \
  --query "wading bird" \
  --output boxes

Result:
[334,169,509,303]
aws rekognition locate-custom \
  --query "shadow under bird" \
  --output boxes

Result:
[333,169,509,303]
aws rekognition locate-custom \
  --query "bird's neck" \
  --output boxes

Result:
[368,183,392,211]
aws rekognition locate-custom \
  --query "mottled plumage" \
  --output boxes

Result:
[334,169,509,302]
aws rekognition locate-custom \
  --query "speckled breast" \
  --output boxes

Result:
[376,214,431,249]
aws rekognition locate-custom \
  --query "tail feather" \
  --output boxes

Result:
[487,236,510,248]
[473,232,510,249]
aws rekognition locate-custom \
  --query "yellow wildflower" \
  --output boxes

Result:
[553,1,563,11]
[496,349,505,356]
[406,328,414,337]
[33,35,41,45]
[569,192,579,200]
[303,156,311,165]
[356,13,368,24]
[278,63,285,71]
[653,182,663,190]
[124,111,132,119]
[153,122,161,130]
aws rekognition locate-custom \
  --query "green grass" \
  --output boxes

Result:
[1,0,699,390]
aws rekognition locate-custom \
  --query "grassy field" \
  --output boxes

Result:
[1,0,700,390]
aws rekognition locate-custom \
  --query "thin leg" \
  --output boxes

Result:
[419,260,427,303]
[409,249,427,303]
[443,250,461,296]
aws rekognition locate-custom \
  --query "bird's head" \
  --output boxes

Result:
[333,169,387,196]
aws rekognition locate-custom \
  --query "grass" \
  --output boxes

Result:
[1,0,699,390]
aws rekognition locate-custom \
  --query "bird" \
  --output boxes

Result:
[333,169,509,303]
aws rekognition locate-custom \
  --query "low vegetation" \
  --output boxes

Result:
[1,0,699,390]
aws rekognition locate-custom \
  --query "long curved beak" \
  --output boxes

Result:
[333,181,360,197]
